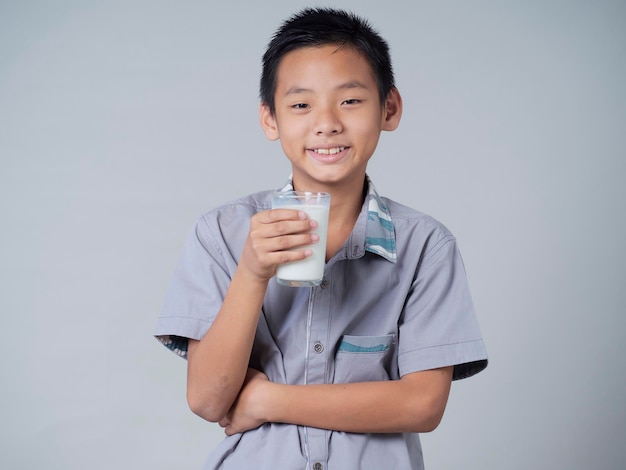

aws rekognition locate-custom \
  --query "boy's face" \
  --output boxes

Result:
[260,45,402,192]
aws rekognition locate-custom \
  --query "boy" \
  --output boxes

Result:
[155,8,487,470]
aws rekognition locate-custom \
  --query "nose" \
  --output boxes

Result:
[313,106,342,136]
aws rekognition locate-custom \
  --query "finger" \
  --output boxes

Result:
[249,239,316,268]
[265,232,320,252]
[272,247,314,267]
[247,245,312,270]
[253,219,318,240]
[248,228,319,260]
[246,368,263,380]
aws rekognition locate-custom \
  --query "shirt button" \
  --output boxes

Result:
[320,277,329,289]
[313,463,323,470]
[313,341,324,354]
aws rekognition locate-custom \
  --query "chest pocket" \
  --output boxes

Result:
[333,334,396,383]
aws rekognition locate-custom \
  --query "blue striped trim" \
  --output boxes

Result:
[338,341,390,353]
[365,176,397,262]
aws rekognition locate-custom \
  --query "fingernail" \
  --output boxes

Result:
[298,211,307,219]
[310,234,320,243]
[309,220,318,229]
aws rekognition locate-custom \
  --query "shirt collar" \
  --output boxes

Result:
[280,175,397,263]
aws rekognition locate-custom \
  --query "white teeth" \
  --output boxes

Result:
[314,147,345,155]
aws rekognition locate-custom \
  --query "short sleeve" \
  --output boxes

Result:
[398,235,488,380]
[154,214,235,359]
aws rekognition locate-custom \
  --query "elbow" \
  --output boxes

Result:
[418,389,448,432]
[404,406,445,433]
[405,394,448,433]
[187,389,229,423]
[402,366,453,433]
[186,368,236,422]
[418,407,446,433]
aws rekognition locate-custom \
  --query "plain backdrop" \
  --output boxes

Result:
[1,1,625,468]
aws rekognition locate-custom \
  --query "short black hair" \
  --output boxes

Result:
[260,7,395,114]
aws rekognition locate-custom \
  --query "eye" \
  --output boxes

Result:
[342,99,361,105]
[291,103,310,109]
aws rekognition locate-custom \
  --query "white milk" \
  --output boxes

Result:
[276,204,330,287]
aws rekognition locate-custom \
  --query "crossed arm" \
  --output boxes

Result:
[186,208,453,435]
[214,365,452,436]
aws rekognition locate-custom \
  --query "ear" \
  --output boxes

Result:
[381,87,403,131]
[259,103,280,141]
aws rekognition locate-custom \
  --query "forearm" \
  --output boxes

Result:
[263,368,453,434]
[186,268,268,422]
[186,208,322,423]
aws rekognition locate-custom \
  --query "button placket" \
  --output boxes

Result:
[304,272,331,469]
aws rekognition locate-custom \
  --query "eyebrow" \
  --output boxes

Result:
[284,80,370,96]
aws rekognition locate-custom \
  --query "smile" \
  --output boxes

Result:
[312,147,346,155]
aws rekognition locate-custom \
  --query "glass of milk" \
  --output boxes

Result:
[271,191,330,287]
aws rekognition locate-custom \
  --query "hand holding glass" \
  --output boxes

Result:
[271,191,330,287]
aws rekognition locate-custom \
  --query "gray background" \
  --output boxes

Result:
[1,0,624,468]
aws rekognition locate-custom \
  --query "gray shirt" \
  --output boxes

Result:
[155,177,488,470]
